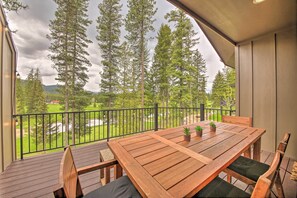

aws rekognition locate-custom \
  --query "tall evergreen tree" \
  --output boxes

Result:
[25,68,35,112]
[150,24,172,107]
[191,49,207,107]
[25,68,47,113]
[211,67,235,109]
[48,0,92,145]
[16,78,26,114]
[166,10,198,107]
[48,0,92,112]
[24,68,51,146]
[2,0,27,11]
[115,42,134,108]
[223,67,236,108]
[211,71,227,107]
[125,0,157,107]
[97,0,122,108]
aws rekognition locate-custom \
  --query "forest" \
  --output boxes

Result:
[11,0,235,115]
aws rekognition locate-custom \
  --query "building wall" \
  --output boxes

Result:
[236,27,297,159]
[0,8,16,173]
[0,10,3,172]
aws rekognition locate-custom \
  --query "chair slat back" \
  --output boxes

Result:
[251,151,282,198]
[277,133,291,153]
[222,116,252,127]
[57,147,82,198]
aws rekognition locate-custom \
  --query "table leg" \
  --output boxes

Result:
[254,138,261,161]
[244,147,252,158]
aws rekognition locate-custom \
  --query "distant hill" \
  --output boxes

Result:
[19,79,97,95]
[43,85,59,94]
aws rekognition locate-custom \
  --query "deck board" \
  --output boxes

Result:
[0,141,296,198]
[0,142,108,198]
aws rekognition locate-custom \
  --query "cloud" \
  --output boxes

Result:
[7,0,224,94]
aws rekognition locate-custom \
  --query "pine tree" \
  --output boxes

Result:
[32,68,47,113]
[48,0,92,112]
[97,0,122,108]
[48,0,92,145]
[25,68,35,113]
[2,0,27,11]
[16,78,26,114]
[211,71,227,107]
[115,42,134,108]
[25,68,47,113]
[191,49,207,107]
[69,0,92,111]
[125,0,157,107]
[150,24,172,107]
[166,9,198,108]
[23,68,48,146]
[211,67,235,109]
[223,67,236,109]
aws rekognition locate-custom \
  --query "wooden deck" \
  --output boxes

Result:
[0,141,296,198]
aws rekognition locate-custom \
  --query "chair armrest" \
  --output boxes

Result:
[77,159,118,175]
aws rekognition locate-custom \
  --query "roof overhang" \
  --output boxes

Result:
[167,0,297,68]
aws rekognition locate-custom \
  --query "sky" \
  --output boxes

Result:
[7,0,224,93]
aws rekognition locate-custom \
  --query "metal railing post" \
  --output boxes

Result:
[72,112,75,146]
[107,110,110,141]
[154,103,158,131]
[229,107,232,116]
[200,104,205,121]
[20,115,23,160]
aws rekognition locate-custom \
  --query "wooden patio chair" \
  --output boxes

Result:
[225,132,290,198]
[222,115,253,127]
[53,146,141,198]
[222,115,253,158]
[196,150,283,198]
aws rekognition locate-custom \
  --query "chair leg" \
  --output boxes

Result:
[114,164,123,179]
[227,175,232,183]
[274,172,285,198]
[100,156,104,180]
[105,166,110,184]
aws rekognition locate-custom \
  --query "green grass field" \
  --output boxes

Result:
[47,103,102,113]
[16,121,156,158]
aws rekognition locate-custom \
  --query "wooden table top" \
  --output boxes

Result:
[108,121,266,198]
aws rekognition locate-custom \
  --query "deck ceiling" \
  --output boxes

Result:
[167,0,297,67]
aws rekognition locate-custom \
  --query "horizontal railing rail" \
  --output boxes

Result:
[13,104,235,159]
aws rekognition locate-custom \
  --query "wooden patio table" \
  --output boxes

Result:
[108,121,266,198]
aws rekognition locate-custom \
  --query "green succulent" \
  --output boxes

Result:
[184,127,191,136]
[195,126,203,132]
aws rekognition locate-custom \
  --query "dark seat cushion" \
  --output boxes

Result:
[195,177,250,198]
[84,175,141,198]
[228,156,270,181]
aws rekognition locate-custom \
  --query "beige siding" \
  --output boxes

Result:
[0,16,3,172]
[253,35,276,153]
[237,27,297,159]
[0,7,16,173]
[2,35,13,169]
[276,28,297,159]
[239,43,253,118]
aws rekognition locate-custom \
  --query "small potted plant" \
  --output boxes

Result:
[183,127,191,141]
[210,122,216,132]
[195,126,203,137]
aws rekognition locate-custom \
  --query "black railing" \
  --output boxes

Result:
[14,104,235,159]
